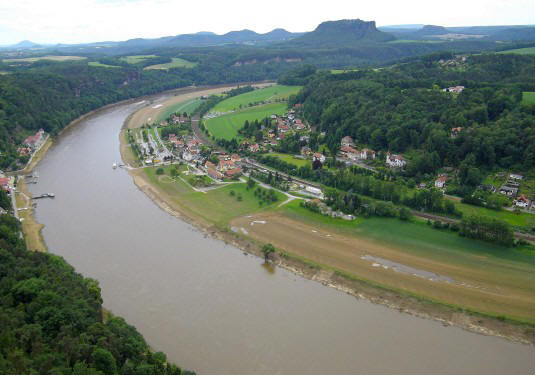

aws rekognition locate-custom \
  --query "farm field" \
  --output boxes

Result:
[156,98,203,122]
[120,55,158,64]
[3,55,86,63]
[144,57,197,70]
[499,47,535,55]
[205,102,287,140]
[230,199,535,321]
[143,166,285,226]
[211,85,301,113]
[267,153,311,168]
[88,61,119,68]
[523,91,535,105]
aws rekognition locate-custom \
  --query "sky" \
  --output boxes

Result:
[0,0,534,45]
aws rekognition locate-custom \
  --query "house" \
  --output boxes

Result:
[249,144,260,153]
[0,207,6,215]
[0,177,9,192]
[271,114,277,120]
[515,195,529,208]
[341,136,354,147]
[499,185,518,197]
[451,127,462,138]
[305,186,323,198]
[231,154,241,166]
[218,159,235,171]
[23,129,45,150]
[301,146,312,156]
[294,119,305,130]
[168,134,177,142]
[313,153,326,163]
[224,167,242,178]
[207,167,224,180]
[205,161,216,170]
[17,147,32,156]
[443,86,465,93]
[277,123,290,133]
[435,175,447,189]
[509,174,523,181]
[386,153,406,168]
[340,146,359,160]
[360,148,376,160]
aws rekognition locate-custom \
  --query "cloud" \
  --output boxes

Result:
[0,0,534,45]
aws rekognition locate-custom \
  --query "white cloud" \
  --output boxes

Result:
[0,0,534,45]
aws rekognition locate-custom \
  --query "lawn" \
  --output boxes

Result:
[452,199,535,228]
[156,98,203,123]
[499,47,535,55]
[267,153,311,168]
[522,92,535,105]
[145,166,285,225]
[205,102,287,140]
[211,85,301,113]
[3,55,86,63]
[144,57,197,70]
[120,55,158,64]
[88,61,119,68]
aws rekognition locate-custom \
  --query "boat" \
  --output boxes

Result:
[112,162,117,169]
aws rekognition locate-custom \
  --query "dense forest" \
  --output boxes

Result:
[287,54,535,183]
[0,214,195,375]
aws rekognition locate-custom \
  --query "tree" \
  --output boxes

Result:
[262,243,276,261]
[156,168,164,175]
[92,348,117,375]
[399,207,412,221]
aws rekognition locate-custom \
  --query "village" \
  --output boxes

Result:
[124,100,534,217]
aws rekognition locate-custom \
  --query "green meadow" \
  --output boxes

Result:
[267,153,311,168]
[211,85,301,113]
[205,102,287,140]
[120,55,158,64]
[88,61,119,68]
[144,57,197,70]
[523,91,535,105]
[144,166,285,226]
[499,47,535,55]
[156,98,203,122]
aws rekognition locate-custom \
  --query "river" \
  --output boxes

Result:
[30,100,534,374]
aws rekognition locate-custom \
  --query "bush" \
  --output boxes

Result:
[229,190,235,196]
[156,168,164,175]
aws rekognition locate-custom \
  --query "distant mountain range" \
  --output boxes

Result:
[2,19,535,53]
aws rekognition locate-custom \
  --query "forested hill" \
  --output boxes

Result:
[0,211,195,374]
[285,53,535,186]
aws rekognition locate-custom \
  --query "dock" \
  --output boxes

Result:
[33,193,55,199]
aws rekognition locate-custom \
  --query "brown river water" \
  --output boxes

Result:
[30,101,534,374]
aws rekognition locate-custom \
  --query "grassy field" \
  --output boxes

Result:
[523,91,535,105]
[205,102,287,140]
[3,55,86,63]
[229,199,535,321]
[267,153,311,168]
[499,47,535,55]
[211,85,301,113]
[144,57,197,70]
[120,55,158,64]
[156,98,203,123]
[88,61,119,68]
[452,199,535,228]
[144,166,285,225]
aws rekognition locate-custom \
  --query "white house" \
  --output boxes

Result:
[435,176,447,189]
[386,153,406,168]
[313,153,326,163]
[515,195,529,208]
[360,148,376,160]
[340,146,359,160]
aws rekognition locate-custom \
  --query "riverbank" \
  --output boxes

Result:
[15,178,47,252]
[119,88,535,345]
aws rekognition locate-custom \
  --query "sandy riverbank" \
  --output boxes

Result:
[120,91,535,345]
